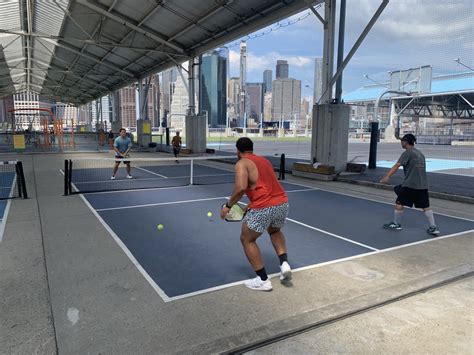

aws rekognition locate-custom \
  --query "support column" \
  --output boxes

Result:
[320,0,336,105]
[311,103,350,173]
[137,78,152,147]
[110,91,122,133]
[185,57,207,153]
[384,101,399,142]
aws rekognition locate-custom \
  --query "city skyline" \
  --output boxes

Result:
[227,1,472,103]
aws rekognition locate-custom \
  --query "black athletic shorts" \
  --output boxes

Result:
[115,155,130,164]
[394,185,430,209]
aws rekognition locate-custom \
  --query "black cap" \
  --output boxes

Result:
[401,133,416,145]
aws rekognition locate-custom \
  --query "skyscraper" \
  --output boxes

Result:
[170,70,190,130]
[239,41,247,120]
[263,70,272,93]
[228,77,240,121]
[200,49,228,127]
[246,83,264,123]
[263,92,272,122]
[313,57,323,104]
[276,60,289,79]
[161,68,177,119]
[271,78,301,124]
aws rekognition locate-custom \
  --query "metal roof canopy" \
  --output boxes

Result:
[390,92,474,119]
[0,0,322,105]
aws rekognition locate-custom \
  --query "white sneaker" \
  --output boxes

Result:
[280,261,292,281]
[244,276,272,291]
[110,176,116,180]
[127,174,133,179]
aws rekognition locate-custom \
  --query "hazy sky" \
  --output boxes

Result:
[226,0,473,102]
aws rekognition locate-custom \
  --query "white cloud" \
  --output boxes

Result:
[229,50,313,78]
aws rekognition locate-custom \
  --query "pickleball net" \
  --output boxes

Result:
[0,160,28,200]
[64,155,285,195]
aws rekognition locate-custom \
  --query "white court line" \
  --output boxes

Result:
[78,179,473,303]
[96,196,228,212]
[286,217,378,251]
[166,228,474,302]
[135,166,168,178]
[284,179,474,223]
[95,188,316,212]
[234,200,377,252]
[0,175,17,242]
[71,173,234,185]
[79,193,172,302]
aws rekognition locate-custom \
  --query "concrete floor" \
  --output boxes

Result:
[0,152,473,354]
[248,277,474,354]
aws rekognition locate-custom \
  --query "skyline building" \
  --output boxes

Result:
[228,77,240,121]
[239,41,248,120]
[276,60,289,79]
[271,78,301,124]
[263,92,272,122]
[170,69,191,130]
[263,69,272,93]
[200,49,228,127]
[161,68,177,119]
[246,82,264,123]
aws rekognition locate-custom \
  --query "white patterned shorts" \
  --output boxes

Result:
[244,202,289,233]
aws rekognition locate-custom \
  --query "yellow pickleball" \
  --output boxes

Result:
[207,212,213,218]
[157,224,164,231]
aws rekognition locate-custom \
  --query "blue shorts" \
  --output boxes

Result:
[244,202,289,233]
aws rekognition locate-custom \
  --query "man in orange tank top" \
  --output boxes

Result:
[220,137,291,291]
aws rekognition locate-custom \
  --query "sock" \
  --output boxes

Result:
[394,210,403,224]
[424,210,436,227]
[278,253,288,265]
[255,267,268,281]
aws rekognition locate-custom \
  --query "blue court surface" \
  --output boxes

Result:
[0,171,16,241]
[78,165,474,302]
[376,158,473,173]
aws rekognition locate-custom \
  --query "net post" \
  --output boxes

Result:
[16,161,28,199]
[64,160,69,196]
[15,162,23,198]
[68,159,73,195]
[279,154,285,180]
[190,158,194,185]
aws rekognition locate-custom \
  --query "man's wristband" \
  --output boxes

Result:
[225,202,232,208]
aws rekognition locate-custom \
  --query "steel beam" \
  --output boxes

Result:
[76,0,184,53]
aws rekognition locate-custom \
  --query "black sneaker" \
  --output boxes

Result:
[427,226,440,236]
[383,222,402,231]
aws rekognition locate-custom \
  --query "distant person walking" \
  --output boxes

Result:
[171,131,182,163]
[380,134,440,236]
[108,130,114,149]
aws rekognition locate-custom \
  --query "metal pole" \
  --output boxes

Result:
[188,58,195,116]
[335,0,346,103]
[368,121,379,169]
[321,0,390,103]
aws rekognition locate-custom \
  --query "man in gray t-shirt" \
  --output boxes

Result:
[380,134,440,236]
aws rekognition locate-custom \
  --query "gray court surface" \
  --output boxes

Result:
[83,179,474,300]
